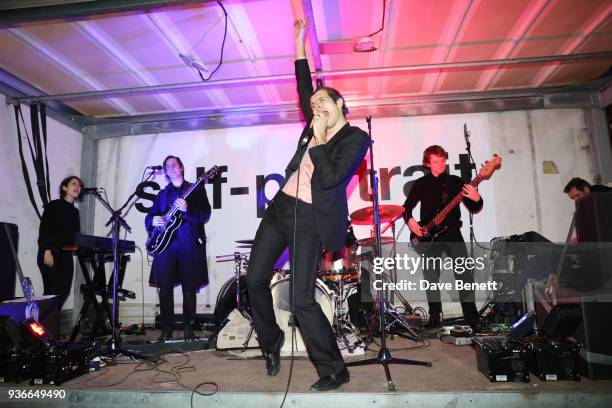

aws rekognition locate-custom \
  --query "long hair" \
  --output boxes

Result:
[162,155,185,179]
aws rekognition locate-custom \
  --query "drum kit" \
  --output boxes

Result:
[213,204,423,352]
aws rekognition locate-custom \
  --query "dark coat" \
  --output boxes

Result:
[145,180,211,288]
[283,59,370,252]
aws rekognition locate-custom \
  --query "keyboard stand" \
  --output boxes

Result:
[69,252,129,342]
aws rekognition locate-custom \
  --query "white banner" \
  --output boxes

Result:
[93,114,497,312]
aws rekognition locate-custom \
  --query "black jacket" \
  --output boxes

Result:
[38,199,80,250]
[282,59,369,251]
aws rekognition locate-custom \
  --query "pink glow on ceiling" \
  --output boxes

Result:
[0,0,609,118]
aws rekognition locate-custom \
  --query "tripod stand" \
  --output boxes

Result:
[91,189,132,353]
[346,116,431,391]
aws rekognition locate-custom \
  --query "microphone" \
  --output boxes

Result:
[147,165,163,170]
[301,127,314,146]
[464,123,471,148]
[81,187,102,194]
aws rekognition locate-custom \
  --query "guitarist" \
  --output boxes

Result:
[145,155,211,341]
[402,145,482,329]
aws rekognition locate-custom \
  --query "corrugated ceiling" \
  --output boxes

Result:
[0,0,610,119]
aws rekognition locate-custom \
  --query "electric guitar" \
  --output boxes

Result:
[146,165,219,255]
[410,155,502,249]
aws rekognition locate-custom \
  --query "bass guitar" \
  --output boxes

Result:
[146,165,219,255]
[410,155,502,249]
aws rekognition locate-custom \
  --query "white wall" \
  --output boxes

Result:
[93,108,592,322]
[0,95,83,309]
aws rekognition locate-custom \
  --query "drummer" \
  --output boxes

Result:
[320,221,358,281]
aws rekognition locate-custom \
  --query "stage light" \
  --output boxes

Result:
[179,54,209,72]
[353,37,377,53]
[27,320,46,336]
[21,317,55,348]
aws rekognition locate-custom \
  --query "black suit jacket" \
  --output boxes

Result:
[283,59,369,251]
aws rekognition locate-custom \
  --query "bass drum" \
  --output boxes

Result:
[271,276,335,353]
[214,270,289,329]
[345,283,373,333]
[213,274,251,329]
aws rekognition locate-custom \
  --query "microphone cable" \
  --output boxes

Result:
[279,128,311,408]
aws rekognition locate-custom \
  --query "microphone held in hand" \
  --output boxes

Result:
[301,126,314,146]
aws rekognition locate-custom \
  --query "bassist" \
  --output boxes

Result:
[402,145,482,329]
[145,155,211,341]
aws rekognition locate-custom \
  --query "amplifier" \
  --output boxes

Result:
[29,342,94,385]
[524,336,580,381]
[0,349,28,383]
[473,336,530,383]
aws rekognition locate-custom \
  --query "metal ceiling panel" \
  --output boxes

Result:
[544,58,612,85]
[0,0,609,122]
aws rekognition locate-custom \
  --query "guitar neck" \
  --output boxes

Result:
[425,176,483,230]
[163,167,217,220]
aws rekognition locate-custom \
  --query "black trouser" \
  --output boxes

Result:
[246,191,344,378]
[152,238,204,332]
[422,228,479,322]
[158,286,197,332]
[37,249,74,310]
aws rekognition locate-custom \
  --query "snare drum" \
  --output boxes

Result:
[271,276,335,353]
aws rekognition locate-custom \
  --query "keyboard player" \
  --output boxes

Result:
[37,176,83,310]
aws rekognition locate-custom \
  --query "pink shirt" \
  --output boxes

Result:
[282,137,316,203]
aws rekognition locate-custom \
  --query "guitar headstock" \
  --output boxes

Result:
[478,154,502,180]
[198,165,220,183]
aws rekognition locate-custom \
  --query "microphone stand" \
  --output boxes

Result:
[91,190,132,353]
[105,168,157,227]
[346,117,431,392]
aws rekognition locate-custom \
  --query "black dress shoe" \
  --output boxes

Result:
[184,323,195,341]
[265,330,285,376]
[310,367,350,391]
[423,315,441,330]
[157,328,174,343]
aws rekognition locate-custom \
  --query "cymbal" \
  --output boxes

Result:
[356,236,395,246]
[236,245,252,249]
[235,239,255,244]
[350,205,404,225]
[215,253,249,262]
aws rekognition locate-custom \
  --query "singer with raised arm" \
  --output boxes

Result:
[145,155,211,342]
[245,19,369,391]
[37,176,83,310]
[402,145,483,329]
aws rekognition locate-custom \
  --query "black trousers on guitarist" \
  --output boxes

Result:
[403,145,482,328]
[145,156,211,341]
[420,229,479,326]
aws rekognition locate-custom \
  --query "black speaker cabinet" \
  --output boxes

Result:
[0,222,18,302]
[575,299,612,380]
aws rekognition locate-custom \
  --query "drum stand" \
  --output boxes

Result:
[331,279,363,353]
[382,222,421,340]
[346,116,431,392]
[233,253,256,352]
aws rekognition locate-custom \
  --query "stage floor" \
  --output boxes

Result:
[2,330,612,408]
